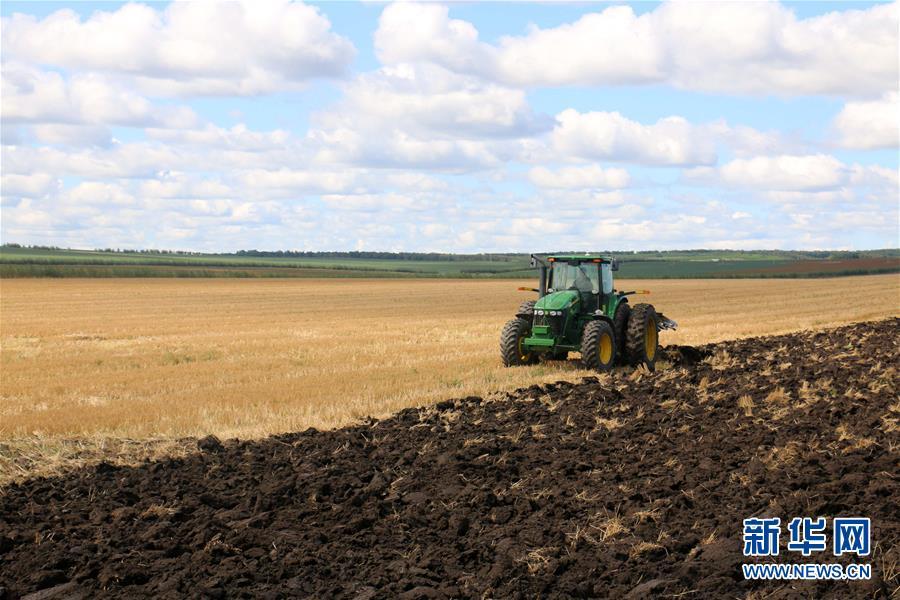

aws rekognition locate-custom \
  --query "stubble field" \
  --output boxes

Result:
[1,274,898,481]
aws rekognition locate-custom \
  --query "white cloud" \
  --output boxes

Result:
[321,193,428,213]
[138,174,233,200]
[380,172,450,193]
[302,63,549,170]
[2,129,311,179]
[1,1,355,96]
[528,165,630,189]
[849,164,899,190]
[236,168,449,197]
[833,92,899,150]
[779,188,899,247]
[504,217,571,236]
[376,2,898,97]
[326,64,550,139]
[1,172,59,197]
[686,154,846,191]
[420,223,450,238]
[2,143,185,179]
[649,2,897,97]
[65,181,135,206]
[146,124,290,151]
[308,127,505,171]
[551,109,717,166]
[495,6,665,87]
[764,189,856,205]
[722,155,846,190]
[1,63,198,129]
[706,121,799,158]
[685,155,899,196]
[512,190,652,220]
[238,169,359,195]
[592,215,709,244]
[29,124,112,147]
[375,3,488,75]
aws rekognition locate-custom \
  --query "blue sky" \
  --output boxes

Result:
[1,1,897,252]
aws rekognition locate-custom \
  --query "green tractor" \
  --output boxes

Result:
[500,254,677,372]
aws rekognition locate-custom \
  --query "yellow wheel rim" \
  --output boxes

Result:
[645,322,657,360]
[517,336,531,362]
[599,332,613,364]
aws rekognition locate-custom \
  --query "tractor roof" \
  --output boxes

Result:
[542,254,614,262]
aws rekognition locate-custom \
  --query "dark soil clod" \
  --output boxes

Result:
[197,435,225,454]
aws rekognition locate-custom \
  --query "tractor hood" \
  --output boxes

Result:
[535,290,579,311]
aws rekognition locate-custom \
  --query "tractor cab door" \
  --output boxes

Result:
[575,262,601,313]
[599,262,614,313]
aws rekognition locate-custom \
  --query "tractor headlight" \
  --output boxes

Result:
[550,310,560,316]
[535,310,544,316]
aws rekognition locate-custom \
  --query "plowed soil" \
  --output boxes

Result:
[1,319,898,599]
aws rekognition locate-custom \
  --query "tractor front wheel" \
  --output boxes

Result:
[581,320,616,372]
[626,303,658,371]
[500,318,538,366]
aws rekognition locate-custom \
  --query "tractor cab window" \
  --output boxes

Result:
[600,263,613,294]
[550,262,599,294]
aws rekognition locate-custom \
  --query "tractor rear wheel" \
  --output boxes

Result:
[612,301,631,365]
[500,318,538,366]
[626,303,658,370]
[516,300,536,319]
[581,320,616,372]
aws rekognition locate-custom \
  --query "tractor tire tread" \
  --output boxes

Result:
[516,300,536,319]
[500,318,536,366]
[626,303,657,370]
[612,301,631,365]
[580,320,616,372]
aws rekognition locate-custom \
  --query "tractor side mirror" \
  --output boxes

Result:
[611,259,619,271]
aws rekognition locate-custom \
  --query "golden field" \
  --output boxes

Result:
[1,275,898,481]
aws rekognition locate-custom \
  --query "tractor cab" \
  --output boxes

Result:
[540,255,616,315]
